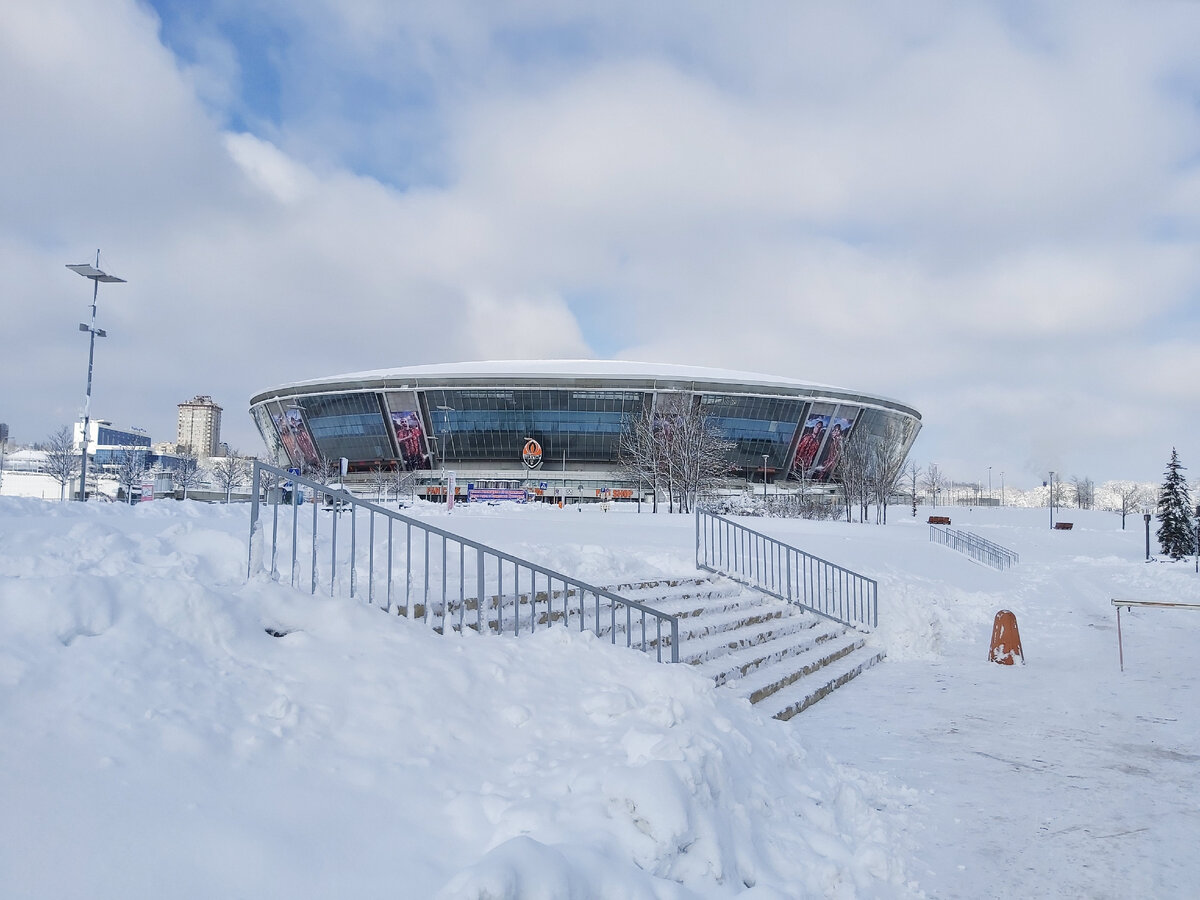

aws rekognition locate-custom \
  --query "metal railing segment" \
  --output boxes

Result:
[928,525,1018,571]
[247,461,679,662]
[694,507,877,630]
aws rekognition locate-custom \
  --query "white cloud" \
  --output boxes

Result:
[1,0,1199,486]
[459,290,592,360]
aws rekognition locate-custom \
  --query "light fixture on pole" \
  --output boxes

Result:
[1048,471,1055,529]
[67,251,125,502]
[987,466,992,501]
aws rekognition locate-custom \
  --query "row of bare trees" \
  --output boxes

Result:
[829,419,918,523]
[39,424,249,503]
[616,395,733,514]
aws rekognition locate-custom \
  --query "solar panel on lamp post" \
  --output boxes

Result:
[67,252,125,502]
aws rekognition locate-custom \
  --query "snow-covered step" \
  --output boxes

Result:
[689,617,844,685]
[681,610,826,667]
[433,572,885,718]
[724,630,865,705]
[604,580,745,620]
[759,644,886,721]
[650,575,886,718]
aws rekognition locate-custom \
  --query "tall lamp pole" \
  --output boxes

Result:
[436,405,454,506]
[0,423,8,495]
[67,252,125,501]
[762,454,769,506]
[987,466,992,502]
[1048,471,1055,529]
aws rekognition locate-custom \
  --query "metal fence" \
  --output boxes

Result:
[695,507,877,630]
[247,461,679,662]
[928,526,1019,571]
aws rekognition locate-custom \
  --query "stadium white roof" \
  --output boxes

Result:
[251,360,919,418]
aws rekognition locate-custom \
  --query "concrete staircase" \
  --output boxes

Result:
[608,575,885,720]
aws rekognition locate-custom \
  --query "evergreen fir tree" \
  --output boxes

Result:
[1156,448,1194,560]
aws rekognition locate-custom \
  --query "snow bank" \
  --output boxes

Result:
[0,498,918,898]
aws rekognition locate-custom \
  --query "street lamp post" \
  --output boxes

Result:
[67,251,125,502]
[762,454,769,507]
[436,405,454,508]
[987,466,992,502]
[0,422,8,496]
[1049,471,1055,529]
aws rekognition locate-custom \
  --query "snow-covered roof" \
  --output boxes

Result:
[250,359,920,418]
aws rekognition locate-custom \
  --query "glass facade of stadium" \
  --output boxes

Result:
[248,363,922,501]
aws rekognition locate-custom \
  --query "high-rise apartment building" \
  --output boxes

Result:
[176,395,222,457]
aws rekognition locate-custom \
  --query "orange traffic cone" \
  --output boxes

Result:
[989,610,1024,665]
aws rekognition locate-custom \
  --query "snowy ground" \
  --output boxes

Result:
[1,483,1197,898]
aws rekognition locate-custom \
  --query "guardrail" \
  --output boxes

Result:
[929,526,1019,571]
[247,461,679,662]
[1111,598,1200,671]
[695,507,877,630]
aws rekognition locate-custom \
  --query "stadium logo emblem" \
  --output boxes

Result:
[521,438,543,469]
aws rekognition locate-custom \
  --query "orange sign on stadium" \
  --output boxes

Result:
[521,438,542,469]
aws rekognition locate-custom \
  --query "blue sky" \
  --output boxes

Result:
[2,0,1199,485]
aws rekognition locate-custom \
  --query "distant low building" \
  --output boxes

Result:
[74,420,151,470]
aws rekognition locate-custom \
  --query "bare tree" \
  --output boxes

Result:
[392,459,420,505]
[835,429,872,523]
[922,463,944,508]
[869,419,916,524]
[617,395,730,514]
[305,454,338,487]
[617,401,666,513]
[44,426,81,501]
[1109,481,1151,529]
[904,460,922,517]
[1070,475,1095,510]
[255,458,280,499]
[211,450,249,503]
[369,462,390,503]
[172,445,204,500]
[114,441,148,504]
[1049,477,1070,509]
[665,398,732,514]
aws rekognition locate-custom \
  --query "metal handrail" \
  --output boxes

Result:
[929,525,1019,571]
[247,461,679,662]
[1111,598,1200,672]
[694,507,877,630]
